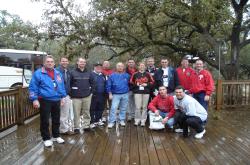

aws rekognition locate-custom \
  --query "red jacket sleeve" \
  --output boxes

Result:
[204,71,214,96]
[166,96,175,118]
[148,96,158,112]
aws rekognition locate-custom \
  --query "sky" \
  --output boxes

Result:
[0,0,91,24]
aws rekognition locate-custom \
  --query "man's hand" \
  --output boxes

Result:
[61,98,66,106]
[109,93,113,100]
[204,95,210,101]
[33,100,40,109]
[154,110,160,116]
[162,117,168,124]
[141,83,147,87]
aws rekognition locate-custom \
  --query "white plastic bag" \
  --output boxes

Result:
[149,112,165,130]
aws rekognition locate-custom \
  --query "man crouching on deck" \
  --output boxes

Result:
[148,86,175,129]
[174,86,207,139]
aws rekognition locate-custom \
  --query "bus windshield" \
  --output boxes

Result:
[0,49,47,89]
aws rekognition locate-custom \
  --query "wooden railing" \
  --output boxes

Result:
[0,87,38,132]
[216,80,250,110]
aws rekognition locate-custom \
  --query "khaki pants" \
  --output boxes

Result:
[128,91,136,119]
[59,95,72,133]
[134,94,149,124]
[72,95,92,129]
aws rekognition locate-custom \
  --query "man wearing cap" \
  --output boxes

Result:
[89,62,106,128]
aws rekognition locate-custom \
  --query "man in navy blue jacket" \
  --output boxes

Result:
[56,57,73,135]
[106,62,130,128]
[154,58,179,95]
[29,55,66,147]
[89,62,106,128]
[70,58,94,133]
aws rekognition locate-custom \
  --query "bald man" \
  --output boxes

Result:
[106,62,130,128]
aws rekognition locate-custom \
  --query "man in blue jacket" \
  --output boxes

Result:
[29,55,67,147]
[106,62,130,128]
[89,62,106,128]
[154,58,179,95]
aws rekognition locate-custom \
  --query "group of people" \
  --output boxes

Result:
[29,55,214,147]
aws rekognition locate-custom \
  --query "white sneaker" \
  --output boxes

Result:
[102,117,106,122]
[98,120,105,126]
[195,129,206,139]
[43,140,53,147]
[141,122,145,127]
[175,128,190,133]
[52,137,65,144]
[108,123,115,128]
[134,120,140,126]
[120,121,126,127]
[90,123,96,129]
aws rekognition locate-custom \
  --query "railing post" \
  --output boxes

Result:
[17,87,24,124]
[216,79,223,110]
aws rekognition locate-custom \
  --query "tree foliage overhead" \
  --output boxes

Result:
[2,0,250,80]
[0,10,43,50]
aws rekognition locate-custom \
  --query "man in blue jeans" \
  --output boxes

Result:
[106,62,130,128]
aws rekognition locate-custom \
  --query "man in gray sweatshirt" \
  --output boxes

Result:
[173,86,207,139]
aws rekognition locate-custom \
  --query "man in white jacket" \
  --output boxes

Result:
[174,86,207,139]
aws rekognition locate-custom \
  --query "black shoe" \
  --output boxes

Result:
[74,129,80,134]
[83,127,91,132]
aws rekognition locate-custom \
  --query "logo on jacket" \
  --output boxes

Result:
[56,75,62,82]
[198,74,204,80]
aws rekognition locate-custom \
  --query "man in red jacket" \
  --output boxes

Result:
[189,60,214,110]
[176,58,195,92]
[102,61,113,122]
[148,86,175,128]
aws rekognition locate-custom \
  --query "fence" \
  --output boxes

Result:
[216,80,250,110]
[0,87,39,132]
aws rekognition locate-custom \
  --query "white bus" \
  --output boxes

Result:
[0,49,47,90]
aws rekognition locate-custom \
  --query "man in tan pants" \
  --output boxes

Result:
[70,58,93,133]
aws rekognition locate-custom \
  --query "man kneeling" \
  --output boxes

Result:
[174,86,207,139]
[148,86,175,129]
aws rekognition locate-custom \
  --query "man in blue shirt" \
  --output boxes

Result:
[106,62,130,128]
[29,55,67,147]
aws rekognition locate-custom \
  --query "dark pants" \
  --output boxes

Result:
[193,91,208,110]
[174,110,204,136]
[39,99,61,141]
[90,93,105,123]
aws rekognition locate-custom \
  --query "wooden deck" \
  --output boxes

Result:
[0,110,250,165]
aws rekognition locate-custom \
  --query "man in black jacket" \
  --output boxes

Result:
[70,58,93,133]
[154,58,179,95]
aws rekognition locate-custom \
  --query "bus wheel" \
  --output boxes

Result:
[10,83,23,89]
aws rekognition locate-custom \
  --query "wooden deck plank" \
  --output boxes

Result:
[119,122,130,165]
[137,126,150,165]
[1,110,250,165]
[143,126,160,165]
[129,123,140,165]
[151,130,170,165]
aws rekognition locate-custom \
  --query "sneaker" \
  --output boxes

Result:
[74,129,80,134]
[108,123,115,128]
[141,122,145,127]
[127,116,132,122]
[175,128,190,133]
[52,137,65,144]
[98,120,105,126]
[134,120,140,126]
[102,117,106,123]
[195,129,206,139]
[120,121,126,127]
[43,140,53,147]
[90,123,96,129]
